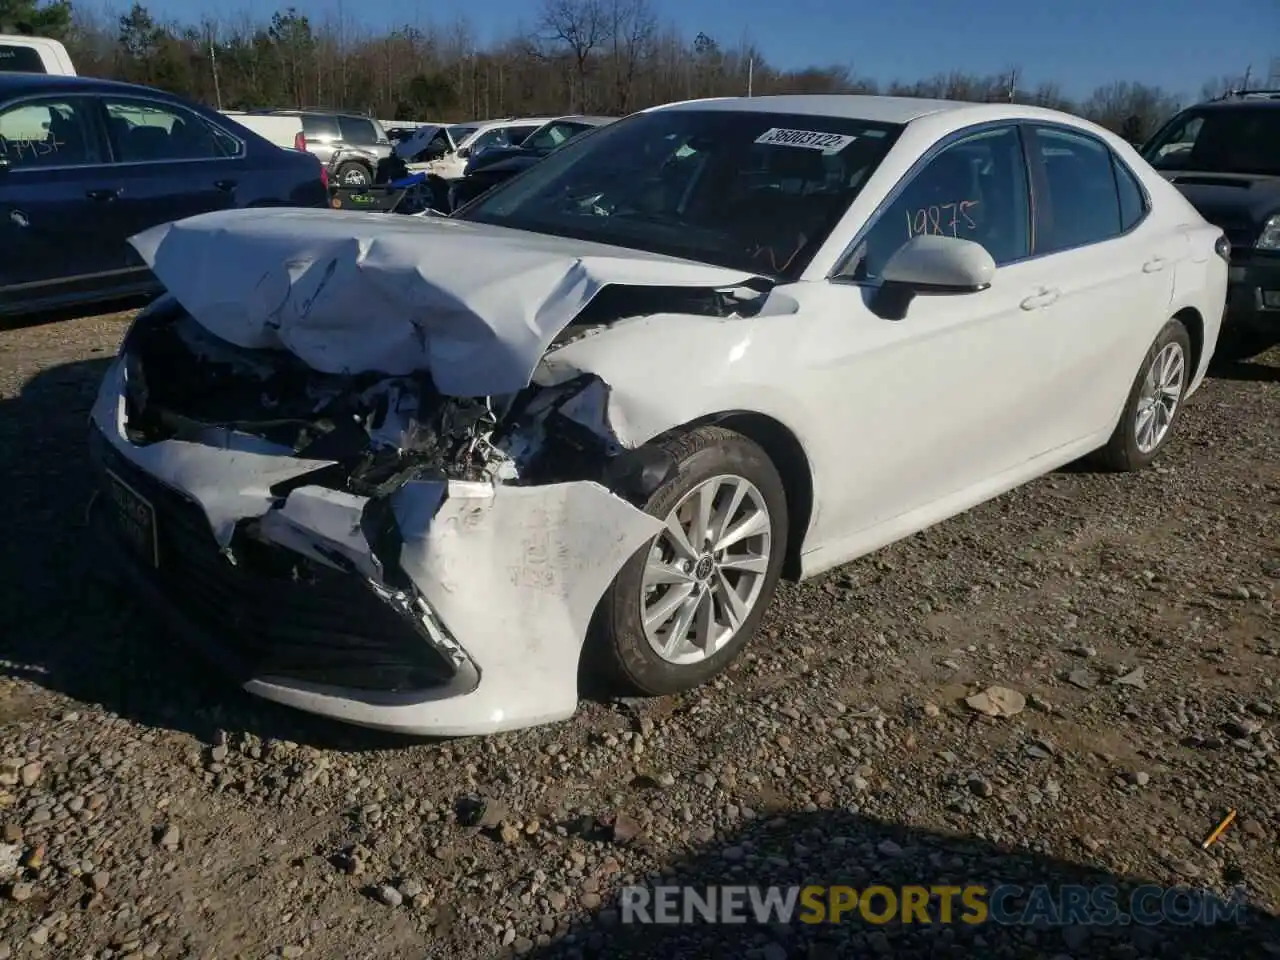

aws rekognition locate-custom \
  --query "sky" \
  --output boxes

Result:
[124,0,1278,103]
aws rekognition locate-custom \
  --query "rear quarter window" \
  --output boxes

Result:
[1114,156,1147,232]
[0,45,47,74]
[337,117,378,144]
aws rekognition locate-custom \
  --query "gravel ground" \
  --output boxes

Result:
[0,308,1277,960]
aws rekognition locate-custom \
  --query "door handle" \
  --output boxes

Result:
[1019,287,1060,311]
[1142,256,1166,273]
[214,179,237,192]
[85,188,120,202]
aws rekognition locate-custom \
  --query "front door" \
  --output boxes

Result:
[804,124,1069,540]
[0,95,125,304]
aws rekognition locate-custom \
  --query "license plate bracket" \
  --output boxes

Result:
[105,470,158,568]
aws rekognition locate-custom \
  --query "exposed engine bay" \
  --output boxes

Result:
[118,281,771,516]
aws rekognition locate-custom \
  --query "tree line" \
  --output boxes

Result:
[1,0,1258,142]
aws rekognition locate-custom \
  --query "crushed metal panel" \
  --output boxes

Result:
[129,209,764,396]
[256,486,382,581]
[90,359,338,547]
[392,480,663,727]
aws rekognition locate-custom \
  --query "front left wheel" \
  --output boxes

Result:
[1097,318,1191,472]
[591,426,789,697]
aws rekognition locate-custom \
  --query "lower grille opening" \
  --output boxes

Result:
[90,429,460,694]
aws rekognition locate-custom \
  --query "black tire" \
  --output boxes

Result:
[1097,319,1192,473]
[335,161,371,187]
[590,426,789,697]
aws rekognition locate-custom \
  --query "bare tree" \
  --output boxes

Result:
[605,0,655,114]
[540,0,611,112]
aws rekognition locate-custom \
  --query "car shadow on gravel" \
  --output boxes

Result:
[1208,357,1280,384]
[0,358,426,753]
[0,295,155,332]
[518,808,1277,960]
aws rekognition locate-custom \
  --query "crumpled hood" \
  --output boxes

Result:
[130,208,763,396]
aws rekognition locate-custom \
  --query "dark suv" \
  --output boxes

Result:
[272,110,392,187]
[1142,91,1280,359]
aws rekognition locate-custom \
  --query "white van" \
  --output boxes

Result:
[220,111,305,151]
[0,35,76,76]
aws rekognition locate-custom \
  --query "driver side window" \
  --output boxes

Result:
[851,126,1030,281]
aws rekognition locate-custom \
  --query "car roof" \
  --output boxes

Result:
[0,73,187,100]
[277,109,374,121]
[650,94,970,125]
[1188,93,1280,111]
[473,116,557,128]
[548,114,615,126]
[647,94,1124,136]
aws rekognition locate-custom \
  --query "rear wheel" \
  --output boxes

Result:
[335,161,371,187]
[1097,319,1191,472]
[591,426,788,696]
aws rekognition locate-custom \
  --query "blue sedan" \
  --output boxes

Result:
[0,74,329,316]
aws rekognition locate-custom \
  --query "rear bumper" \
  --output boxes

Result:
[1225,252,1280,333]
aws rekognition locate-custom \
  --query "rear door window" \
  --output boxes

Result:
[104,99,229,162]
[1029,126,1124,253]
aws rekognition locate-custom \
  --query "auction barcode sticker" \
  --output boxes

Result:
[753,128,857,154]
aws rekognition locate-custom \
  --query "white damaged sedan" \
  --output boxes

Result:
[89,95,1229,736]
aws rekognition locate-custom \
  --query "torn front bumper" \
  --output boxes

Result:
[88,357,662,736]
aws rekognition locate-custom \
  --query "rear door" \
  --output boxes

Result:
[299,114,340,166]
[94,95,243,272]
[1022,124,1180,443]
[0,94,123,302]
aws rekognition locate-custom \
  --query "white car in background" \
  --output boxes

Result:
[91,95,1228,736]
[396,116,557,179]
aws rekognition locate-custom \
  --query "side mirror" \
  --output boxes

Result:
[456,146,470,160]
[881,234,995,292]
[872,235,995,320]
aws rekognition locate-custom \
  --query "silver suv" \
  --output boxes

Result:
[273,110,392,187]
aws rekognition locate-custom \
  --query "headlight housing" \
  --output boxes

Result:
[1258,214,1280,251]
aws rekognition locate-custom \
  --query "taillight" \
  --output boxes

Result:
[293,131,307,152]
[319,163,328,190]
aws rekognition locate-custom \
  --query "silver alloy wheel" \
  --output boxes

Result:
[640,474,773,665]
[342,167,368,185]
[1134,341,1186,454]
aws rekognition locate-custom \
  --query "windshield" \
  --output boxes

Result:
[447,125,478,147]
[1143,106,1280,177]
[457,109,901,278]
